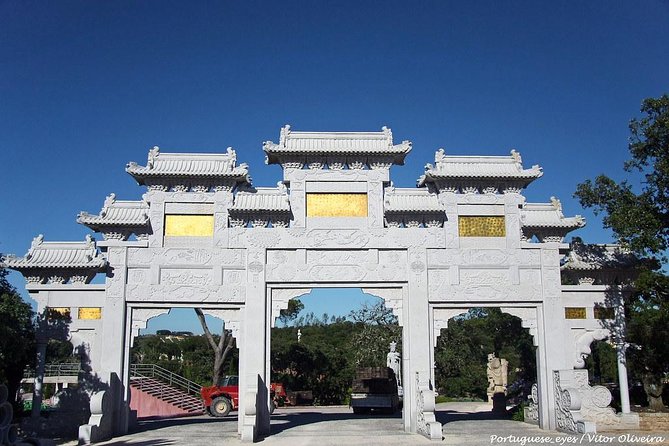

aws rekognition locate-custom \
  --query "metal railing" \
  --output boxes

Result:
[23,363,81,379]
[129,363,202,398]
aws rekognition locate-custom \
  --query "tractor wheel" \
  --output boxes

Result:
[210,396,232,417]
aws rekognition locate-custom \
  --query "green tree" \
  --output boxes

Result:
[575,94,669,410]
[0,266,36,409]
[277,298,304,326]
[348,301,401,367]
[434,308,536,400]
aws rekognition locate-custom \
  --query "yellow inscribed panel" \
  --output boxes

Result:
[458,216,506,237]
[164,215,214,237]
[306,193,368,217]
[78,307,102,320]
[47,307,71,319]
[564,307,587,319]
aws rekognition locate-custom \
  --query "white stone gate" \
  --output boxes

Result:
[2,126,639,442]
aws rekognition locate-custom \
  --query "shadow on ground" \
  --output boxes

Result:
[97,440,175,446]
[269,410,402,435]
[436,408,513,425]
[130,414,235,434]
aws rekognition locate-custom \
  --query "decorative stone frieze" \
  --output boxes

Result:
[416,371,442,440]
[554,369,638,432]
[524,383,540,424]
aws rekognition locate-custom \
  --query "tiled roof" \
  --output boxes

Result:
[1,235,107,270]
[521,198,585,229]
[126,146,250,181]
[418,149,543,186]
[384,188,443,213]
[263,125,412,164]
[229,184,291,212]
[77,194,149,227]
[561,242,639,271]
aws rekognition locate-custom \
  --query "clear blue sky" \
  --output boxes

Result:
[1,1,668,334]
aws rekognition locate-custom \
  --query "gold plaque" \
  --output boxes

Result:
[594,307,614,320]
[164,215,214,237]
[78,307,102,320]
[564,307,587,319]
[47,307,71,319]
[306,193,368,217]
[458,216,506,237]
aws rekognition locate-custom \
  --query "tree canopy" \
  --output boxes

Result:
[575,94,669,410]
[0,266,36,409]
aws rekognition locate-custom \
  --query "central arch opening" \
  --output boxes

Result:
[269,287,405,437]
[433,307,538,437]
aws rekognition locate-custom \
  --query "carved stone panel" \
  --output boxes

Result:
[125,284,244,303]
[159,268,213,286]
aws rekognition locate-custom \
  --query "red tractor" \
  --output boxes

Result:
[200,376,286,417]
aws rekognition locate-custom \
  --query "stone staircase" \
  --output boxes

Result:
[129,364,205,417]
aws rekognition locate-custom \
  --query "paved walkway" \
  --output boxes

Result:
[63,403,668,446]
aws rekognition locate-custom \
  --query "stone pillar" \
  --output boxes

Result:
[535,305,552,429]
[31,338,47,418]
[616,343,631,414]
[98,246,130,436]
[612,289,631,414]
[539,246,572,430]
[240,248,269,442]
[404,247,436,434]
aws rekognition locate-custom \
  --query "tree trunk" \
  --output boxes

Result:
[194,308,236,385]
[642,374,666,411]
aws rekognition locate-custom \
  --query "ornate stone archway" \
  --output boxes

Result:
[2,126,639,442]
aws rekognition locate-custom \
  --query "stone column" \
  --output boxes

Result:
[98,246,130,436]
[405,247,433,433]
[240,248,270,442]
[613,288,631,414]
[539,246,571,430]
[616,343,631,414]
[535,305,552,429]
[31,338,48,418]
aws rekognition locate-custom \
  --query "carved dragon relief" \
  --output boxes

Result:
[574,329,610,369]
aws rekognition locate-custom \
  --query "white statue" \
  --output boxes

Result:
[297,329,302,343]
[387,341,402,387]
[486,353,508,403]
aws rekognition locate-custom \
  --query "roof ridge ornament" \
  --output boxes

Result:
[550,196,562,211]
[101,193,117,217]
[510,149,522,164]
[280,125,291,146]
[31,234,44,250]
[148,146,160,169]
[382,126,392,144]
